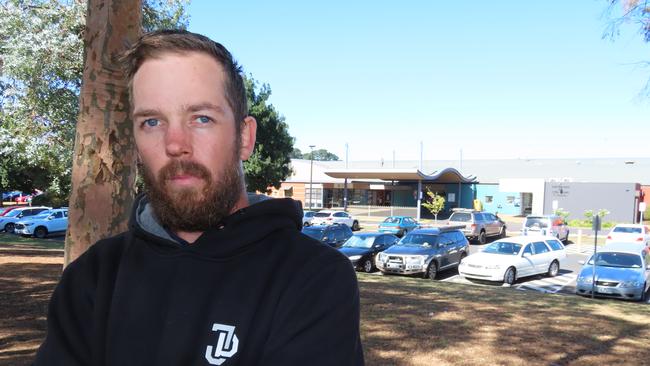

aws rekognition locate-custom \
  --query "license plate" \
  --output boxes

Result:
[598,287,614,294]
[387,263,401,269]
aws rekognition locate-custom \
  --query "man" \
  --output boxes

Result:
[35,30,364,365]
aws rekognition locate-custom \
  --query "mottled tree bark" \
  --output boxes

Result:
[65,0,142,266]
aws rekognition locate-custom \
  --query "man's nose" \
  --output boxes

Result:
[165,123,192,157]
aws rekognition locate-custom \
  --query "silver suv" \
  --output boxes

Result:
[447,209,506,244]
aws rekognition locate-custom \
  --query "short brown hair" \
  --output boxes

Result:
[121,29,248,128]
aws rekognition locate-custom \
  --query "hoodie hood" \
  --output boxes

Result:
[130,193,303,258]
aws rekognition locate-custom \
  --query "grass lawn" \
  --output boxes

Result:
[358,272,650,365]
[0,233,64,250]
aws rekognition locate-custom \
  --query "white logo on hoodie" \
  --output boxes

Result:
[205,323,239,365]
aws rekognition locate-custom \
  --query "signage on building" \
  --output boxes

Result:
[551,184,570,197]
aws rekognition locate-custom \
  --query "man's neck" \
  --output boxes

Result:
[173,192,250,244]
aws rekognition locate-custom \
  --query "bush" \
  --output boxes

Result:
[31,192,68,208]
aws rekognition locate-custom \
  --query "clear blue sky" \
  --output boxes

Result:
[188,1,649,162]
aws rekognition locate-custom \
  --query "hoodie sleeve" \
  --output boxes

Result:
[261,251,365,365]
[33,249,97,366]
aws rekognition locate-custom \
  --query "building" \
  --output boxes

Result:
[268,158,649,223]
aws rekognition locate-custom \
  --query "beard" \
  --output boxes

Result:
[141,152,244,232]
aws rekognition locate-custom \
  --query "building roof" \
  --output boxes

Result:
[308,158,650,184]
[324,167,476,183]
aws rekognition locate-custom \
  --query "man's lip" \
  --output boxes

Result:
[169,174,202,181]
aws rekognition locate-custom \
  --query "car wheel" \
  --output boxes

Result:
[4,223,15,234]
[363,259,374,273]
[424,261,438,280]
[478,230,487,244]
[547,260,559,277]
[564,230,570,243]
[397,229,405,237]
[34,226,48,239]
[352,220,360,231]
[458,252,467,268]
[503,267,516,285]
[500,227,507,238]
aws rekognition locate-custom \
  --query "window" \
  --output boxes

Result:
[523,244,533,256]
[533,241,550,254]
[506,196,515,204]
[449,212,471,222]
[484,196,493,203]
[53,212,63,219]
[546,239,564,251]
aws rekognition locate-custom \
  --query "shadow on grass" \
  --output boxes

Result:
[0,233,64,251]
[0,262,62,366]
[358,273,650,365]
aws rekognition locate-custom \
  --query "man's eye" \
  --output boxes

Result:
[196,116,212,124]
[143,118,159,127]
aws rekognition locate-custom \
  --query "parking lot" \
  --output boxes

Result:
[352,215,650,304]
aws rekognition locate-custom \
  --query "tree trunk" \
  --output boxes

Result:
[64,0,142,267]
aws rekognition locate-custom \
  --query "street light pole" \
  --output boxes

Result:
[308,145,315,210]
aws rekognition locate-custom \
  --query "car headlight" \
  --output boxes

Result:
[349,255,362,261]
[378,253,386,262]
[620,280,642,288]
[484,264,502,270]
[577,276,593,284]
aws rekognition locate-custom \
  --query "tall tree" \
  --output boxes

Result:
[304,148,339,161]
[64,0,142,265]
[244,77,295,193]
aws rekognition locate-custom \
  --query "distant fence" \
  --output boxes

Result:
[346,205,418,218]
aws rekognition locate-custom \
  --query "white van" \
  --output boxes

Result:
[521,215,569,243]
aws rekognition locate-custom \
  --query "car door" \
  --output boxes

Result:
[531,241,552,274]
[50,211,66,232]
[518,243,536,277]
[437,234,454,269]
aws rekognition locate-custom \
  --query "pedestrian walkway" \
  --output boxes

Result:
[514,272,577,294]
[564,244,595,255]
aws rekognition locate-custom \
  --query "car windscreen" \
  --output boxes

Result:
[525,218,549,228]
[314,212,331,218]
[588,252,642,268]
[398,234,437,247]
[612,227,642,234]
[482,242,522,255]
[448,213,471,222]
[382,217,400,224]
[343,236,375,248]
[304,212,316,218]
[5,210,21,217]
[301,227,325,240]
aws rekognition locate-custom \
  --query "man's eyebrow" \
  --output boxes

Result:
[132,108,162,119]
[184,102,226,115]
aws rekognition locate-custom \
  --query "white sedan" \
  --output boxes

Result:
[310,210,360,231]
[605,224,650,246]
[459,235,567,285]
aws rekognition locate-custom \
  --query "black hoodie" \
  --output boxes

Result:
[34,195,364,365]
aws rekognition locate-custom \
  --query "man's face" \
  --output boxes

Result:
[132,52,247,231]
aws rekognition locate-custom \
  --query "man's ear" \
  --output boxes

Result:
[239,116,257,161]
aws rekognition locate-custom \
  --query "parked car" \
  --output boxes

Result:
[302,210,317,227]
[14,208,68,238]
[378,216,419,237]
[301,223,353,247]
[605,224,650,246]
[339,232,399,273]
[0,206,22,217]
[447,209,506,244]
[310,210,360,231]
[2,191,22,201]
[575,242,650,301]
[0,206,51,233]
[458,235,567,285]
[521,215,569,243]
[375,226,469,279]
